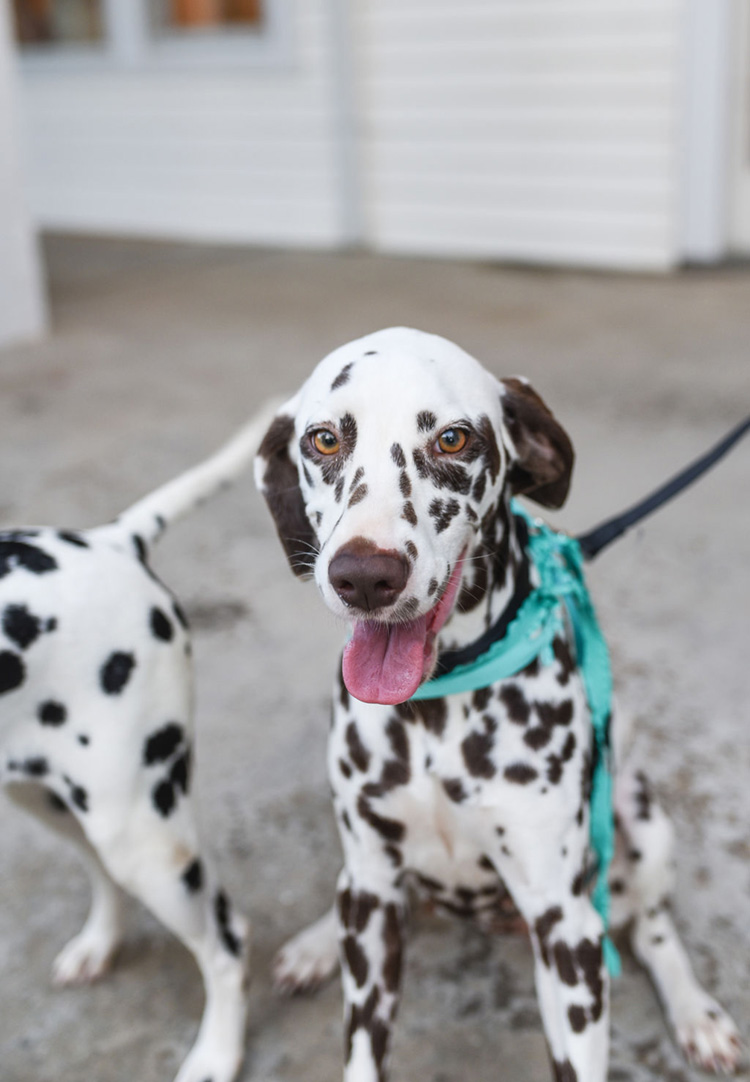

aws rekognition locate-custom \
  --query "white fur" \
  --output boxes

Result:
[1,399,278,1082]
[258,329,741,1082]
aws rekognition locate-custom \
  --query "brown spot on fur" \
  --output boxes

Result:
[500,684,531,724]
[349,483,368,507]
[397,697,447,736]
[504,762,538,785]
[575,936,604,1022]
[462,716,497,778]
[412,448,472,495]
[553,636,576,685]
[402,501,418,526]
[571,866,587,896]
[534,905,563,967]
[634,770,653,821]
[552,1060,578,1082]
[568,1005,587,1033]
[553,941,578,986]
[524,726,552,750]
[357,794,405,843]
[475,414,501,483]
[442,777,467,803]
[429,497,461,533]
[383,904,402,993]
[472,686,492,711]
[346,722,371,772]
[331,362,354,390]
[343,935,369,987]
[536,699,574,728]
[345,985,380,1062]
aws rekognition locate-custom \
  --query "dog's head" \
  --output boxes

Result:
[255,328,573,706]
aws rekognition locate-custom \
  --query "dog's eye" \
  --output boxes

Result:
[312,429,340,455]
[436,427,468,454]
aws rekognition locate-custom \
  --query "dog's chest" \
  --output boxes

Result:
[332,660,590,894]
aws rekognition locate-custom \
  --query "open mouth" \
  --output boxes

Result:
[341,553,466,705]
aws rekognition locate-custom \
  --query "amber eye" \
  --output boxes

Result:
[312,429,340,455]
[436,427,468,454]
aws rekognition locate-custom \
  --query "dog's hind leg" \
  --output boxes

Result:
[88,792,250,1082]
[5,780,124,984]
[612,766,742,1074]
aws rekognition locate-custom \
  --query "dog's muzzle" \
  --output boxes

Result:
[328,538,409,613]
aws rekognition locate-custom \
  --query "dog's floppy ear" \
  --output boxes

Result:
[499,378,574,509]
[254,400,318,578]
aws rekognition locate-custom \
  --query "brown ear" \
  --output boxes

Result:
[255,412,318,578]
[499,378,574,508]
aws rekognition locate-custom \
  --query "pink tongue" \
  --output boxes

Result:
[343,616,428,705]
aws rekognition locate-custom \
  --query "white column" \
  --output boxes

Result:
[0,1,47,347]
[680,0,734,262]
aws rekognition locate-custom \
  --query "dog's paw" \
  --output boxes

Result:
[675,996,743,1075]
[52,928,118,986]
[272,909,340,996]
[173,1043,242,1082]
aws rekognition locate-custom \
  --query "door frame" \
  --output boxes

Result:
[728,0,750,252]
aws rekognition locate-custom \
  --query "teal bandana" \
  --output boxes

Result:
[412,499,621,976]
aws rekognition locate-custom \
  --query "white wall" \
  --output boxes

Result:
[0,2,47,347]
[18,2,346,247]
[352,0,684,270]
[15,0,708,271]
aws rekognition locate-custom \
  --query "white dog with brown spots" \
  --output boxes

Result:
[256,328,741,1082]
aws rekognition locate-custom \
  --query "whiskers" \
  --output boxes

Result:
[288,536,320,575]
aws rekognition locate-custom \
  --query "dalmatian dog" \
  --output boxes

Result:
[255,328,742,1082]
[0,402,276,1082]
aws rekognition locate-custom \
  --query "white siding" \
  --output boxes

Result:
[15,0,695,269]
[353,0,685,270]
[18,3,344,246]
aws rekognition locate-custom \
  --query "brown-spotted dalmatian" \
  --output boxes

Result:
[255,328,742,1082]
[0,402,277,1082]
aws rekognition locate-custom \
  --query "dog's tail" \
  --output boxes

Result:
[96,396,282,553]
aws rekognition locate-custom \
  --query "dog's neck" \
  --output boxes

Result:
[437,496,532,657]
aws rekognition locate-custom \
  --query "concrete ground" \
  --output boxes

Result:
[0,235,747,1082]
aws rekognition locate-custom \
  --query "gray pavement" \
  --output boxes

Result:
[0,235,747,1082]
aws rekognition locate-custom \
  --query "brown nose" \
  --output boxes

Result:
[328,538,409,612]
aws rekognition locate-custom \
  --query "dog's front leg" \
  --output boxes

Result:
[337,868,406,1082]
[496,851,609,1082]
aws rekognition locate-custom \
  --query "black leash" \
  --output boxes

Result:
[576,415,750,560]
[431,415,748,680]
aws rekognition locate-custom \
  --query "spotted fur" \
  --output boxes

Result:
[0,400,281,1082]
[257,328,741,1082]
